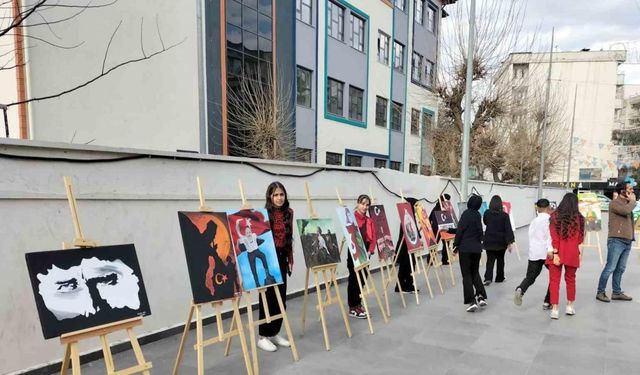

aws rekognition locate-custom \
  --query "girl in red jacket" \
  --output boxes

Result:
[547,192,585,319]
[350,194,376,319]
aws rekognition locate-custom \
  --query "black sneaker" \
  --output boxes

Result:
[466,303,478,312]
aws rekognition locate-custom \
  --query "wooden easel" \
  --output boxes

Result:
[222,180,298,375]
[172,176,253,375]
[300,182,352,350]
[60,176,151,375]
[581,230,604,265]
[369,188,407,317]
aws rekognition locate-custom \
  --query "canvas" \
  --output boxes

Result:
[434,210,456,231]
[227,208,283,290]
[414,203,437,247]
[296,218,341,268]
[368,205,396,260]
[577,192,602,232]
[396,202,423,253]
[441,200,459,226]
[633,202,640,230]
[25,244,151,339]
[335,206,369,268]
[502,201,517,231]
[178,212,241,304]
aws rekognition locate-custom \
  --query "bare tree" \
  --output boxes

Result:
[0,0,183,137]
[226,68,296,161]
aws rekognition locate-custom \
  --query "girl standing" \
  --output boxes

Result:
[349,194,376,318]
[482,195,515,285]
[547,193,584,319]
[257,182,294,352]
[453,195,487,312]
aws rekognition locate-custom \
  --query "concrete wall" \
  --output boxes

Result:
[0,139,566,374]
[0,34,19,138]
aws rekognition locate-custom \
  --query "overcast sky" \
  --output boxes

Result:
[444,0,640,85]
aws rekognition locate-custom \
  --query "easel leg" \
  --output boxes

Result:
[244,294,259,375]
[233,298,255,375]
[390,262,407,309]
[70,342,81,375]
[195,305,204,375]
[100,335,115,375]
[172,305,195,375]
[408,252,420,305]
[330,267,352,338]
[445,241,456,286]
[223,312,236,356]
[274,286,299,361]
[428,249,444,294]
[60,343,71,375]
[127,328,151,375]
[301,269,310,336]
[596,232,603,265]
[355,268,374,334]
[366,267,389,323]
[380,261,391,317]
[313,270,331,351]
[514,242,522,260]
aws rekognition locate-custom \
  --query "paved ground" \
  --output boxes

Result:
[71,214,640,375]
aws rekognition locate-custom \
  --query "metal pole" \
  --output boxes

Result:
[537,27,554,199]
[566,84,578,188]
[460,0,476,201]
[1,104,8,138]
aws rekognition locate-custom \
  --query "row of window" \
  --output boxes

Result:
[411,52,434,87]
[328,1,366,52]
[327,78,364,121]
[325,152,402,170]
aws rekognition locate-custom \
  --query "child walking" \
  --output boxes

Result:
[257,182,294,352]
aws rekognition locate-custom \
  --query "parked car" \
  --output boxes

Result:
[597,194,611,211]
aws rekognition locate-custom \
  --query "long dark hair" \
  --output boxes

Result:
[489,195,503,212]
[550,193,584,240]
[265,181,293,247]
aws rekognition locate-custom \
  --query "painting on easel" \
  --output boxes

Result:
[434,210,456,231]
[415,203,437,247]
[368,205,396,260]
[227,208,283,290]
[396,202,422,253]
[577,192,602,232]
[335,206,369,268]
[441,200,459,225]
[297,218,341,268]
[501,201,517,231]
[25,244,151,339]
[178,211,242,304]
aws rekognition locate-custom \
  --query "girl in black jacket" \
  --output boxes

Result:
[453,195,487,312]
[482,195,515,285]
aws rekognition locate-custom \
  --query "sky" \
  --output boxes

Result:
[444,0,640,85]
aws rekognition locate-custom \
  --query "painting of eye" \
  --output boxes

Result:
[56,278,78,292]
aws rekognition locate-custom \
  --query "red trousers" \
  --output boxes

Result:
[548,264,577,305]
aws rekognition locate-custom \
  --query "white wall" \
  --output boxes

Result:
[23,0,201,152]
[0,139,566,374]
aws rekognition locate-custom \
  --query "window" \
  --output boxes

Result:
[390,161,401,170]
[346,155,362,167]
[374,158,387,168]
[296,0,312,25]
[427,6,436,32]
[411,108,420,135]
[375,96,388,127]
[414,0,423,24]
[394,41,404,72]
[350,14,365,52]
[327,78,344,116]
[326,152,343,165]
[412,52,423,82]
[424,59,434,86]
[391,101,403,131]
[377,31,390,65]
[296,66,312,107]
[328,1,344,41]
[513,63,529,79]
[296,148,313,162]
[409,163,419,174]
[349,86,364,121]
[394,0,405,11]
[513,86,527,106]
[422,111,434,134]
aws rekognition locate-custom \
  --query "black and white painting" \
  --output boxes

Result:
[25,244,151,339]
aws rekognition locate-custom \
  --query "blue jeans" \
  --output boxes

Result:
[597,238,632,294]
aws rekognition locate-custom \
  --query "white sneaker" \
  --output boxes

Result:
[565,305,575,316]
[257,337,277,352]
[550,309,559,320]
[270,334,291,348]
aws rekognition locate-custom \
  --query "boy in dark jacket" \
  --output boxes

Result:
[453,195,487,312]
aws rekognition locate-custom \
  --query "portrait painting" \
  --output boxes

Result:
[396,202,423,253]
[368,205,396,260]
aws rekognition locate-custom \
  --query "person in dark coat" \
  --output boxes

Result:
[395,197,419,293]
[429,193,452,265]
[453,195,487,312]
[482,195,515,285]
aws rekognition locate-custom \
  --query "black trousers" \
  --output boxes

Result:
[440,240,449,264]
[347,254,367,308]
[249,250,271,287]
[484,249,507,282]
[258,251,287,337]
[517,259,551,303]
[396,246,415,291]
[459,252,487,304]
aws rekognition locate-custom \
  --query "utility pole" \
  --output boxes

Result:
[566,84,578,188]
[1,104,8,138]
[460,0,476,202]
[537,27,555,199]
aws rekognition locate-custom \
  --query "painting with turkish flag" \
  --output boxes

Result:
[226,208,283,290]
[501,201,517,231]
[178,212,241,304]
